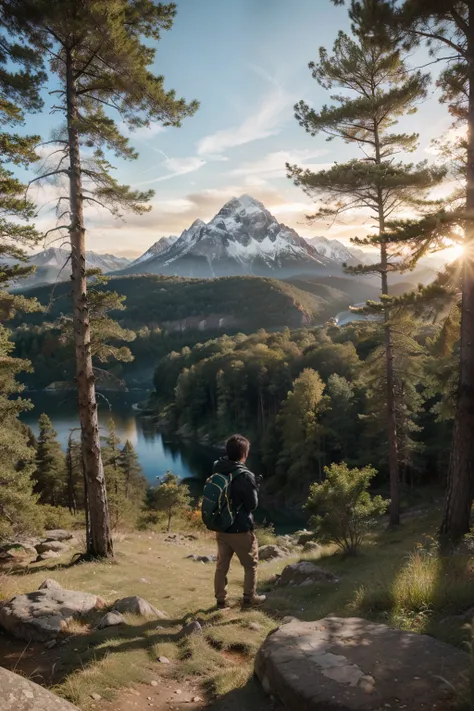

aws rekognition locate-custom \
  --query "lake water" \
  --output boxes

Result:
[20,391,217,488]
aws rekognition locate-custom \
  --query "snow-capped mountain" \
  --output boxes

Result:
[29,248,130,273]
[305,236,376,267]
[7,248,131,288]
[130,236,178,267]
[123,195,346,279]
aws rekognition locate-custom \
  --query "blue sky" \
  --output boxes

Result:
[27,0,453,257]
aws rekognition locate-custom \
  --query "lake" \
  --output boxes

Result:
[20,391,302,529]
[20,391,218,487]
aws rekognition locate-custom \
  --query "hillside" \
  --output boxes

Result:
[284,274,381,306]
[15,273,356,332]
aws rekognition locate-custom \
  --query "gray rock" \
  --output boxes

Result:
[276,561,338,587]
[36,551,61,561]
[97,611,126,629]
[90,693,102,701]
[35,541,69,555]
[179,620,202,638]
[38,579,62,591]
[186,554,217,564]
[0,585,105,642]
[255,617,468,711]
[303,541,322,553]
[114,596,167,619]
[296,530,316,546]
[44,529,75,542]
[0,542,37,562]
[258,545,288,561]
[0,665,80,710]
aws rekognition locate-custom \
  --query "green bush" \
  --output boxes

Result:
[255,523,277,547]
[305,462,388,555]
[39,505,78,531]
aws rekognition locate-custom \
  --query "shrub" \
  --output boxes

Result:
[40,504,77,531]
[305,462,388,555]
[255,522,277,547]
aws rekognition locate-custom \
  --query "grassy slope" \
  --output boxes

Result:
[2,505,474,710]
[15,274,333,331]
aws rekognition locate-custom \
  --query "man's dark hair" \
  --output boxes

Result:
[226,434,250,462]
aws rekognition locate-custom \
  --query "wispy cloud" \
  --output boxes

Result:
[196,88,293,157]
[136,156,207,186]
[122,122,166,140]
[230,149,330,180]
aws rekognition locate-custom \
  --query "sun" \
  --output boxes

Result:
[449,243,464,260]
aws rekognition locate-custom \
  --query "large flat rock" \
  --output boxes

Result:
[255,616,468,710]
[0,666,80,710]
[0,581,105,642]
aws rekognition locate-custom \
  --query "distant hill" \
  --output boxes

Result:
[285,275,381,305]
[16,273,354,332]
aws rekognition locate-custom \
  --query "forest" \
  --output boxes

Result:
[151,315,453,504]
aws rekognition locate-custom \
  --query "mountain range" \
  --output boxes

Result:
[8,248,131,289]
[122,195,374,279]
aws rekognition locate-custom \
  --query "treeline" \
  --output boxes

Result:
[152,316,453,504]
[6,413,193,537]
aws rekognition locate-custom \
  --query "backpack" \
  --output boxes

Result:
[201,469,244,532]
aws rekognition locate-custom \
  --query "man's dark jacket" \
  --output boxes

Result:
[212,457,258,533]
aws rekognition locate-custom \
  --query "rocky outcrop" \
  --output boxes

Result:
[275,561,338,587]
[255,617,469,711]
[258,545,289,561]
[0,667,80,710]
[113,596,167,619]
[0,580,105,642]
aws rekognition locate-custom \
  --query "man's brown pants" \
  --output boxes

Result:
[214,531,259,602]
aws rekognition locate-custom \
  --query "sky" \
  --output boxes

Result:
[24,0,453,258]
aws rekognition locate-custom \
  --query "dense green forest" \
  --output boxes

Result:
[151,315,453,504]
[12,273,381,389]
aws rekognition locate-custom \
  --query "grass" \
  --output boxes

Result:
[2,505,474,709]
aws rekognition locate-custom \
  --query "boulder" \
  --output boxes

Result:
[186,554,217,564]
[44,529,75,542]
[114,596,167,619]
[179,620,203,638]
[258,545,288,562]
[255,617,469,711]
[38,579,62,590]
[0,583,105,642]
[36,551,61,561]
[276,561,338,587]
[296,530,316,546]
[97,611,126,629]
[0,542,37,562]
[0,666,80,710]
[35,541,70,554]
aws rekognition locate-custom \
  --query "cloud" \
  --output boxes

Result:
[196,88,293,157]
[230,149,330,180]
[136,156,207,186]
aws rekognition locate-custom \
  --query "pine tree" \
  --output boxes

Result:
[287,0,444,524]
[373,0,474,538]
[1,0,198,557]
[147,472,191,532]
[66,431,83,515]
[0,29,46,539]
[118,440,146,501]
[34,413,66,506]
[276,368,327,494]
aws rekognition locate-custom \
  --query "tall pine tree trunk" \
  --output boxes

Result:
[441,18,474,539]
[66,47,113,558]
[375,109,400,526]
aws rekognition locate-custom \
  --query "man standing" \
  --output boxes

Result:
[205,434,266,610]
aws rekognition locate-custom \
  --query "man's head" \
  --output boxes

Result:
[226,434,250,463]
